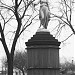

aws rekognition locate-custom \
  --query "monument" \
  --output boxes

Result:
[25,0,61,75]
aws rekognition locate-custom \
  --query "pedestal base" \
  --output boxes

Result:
[26,29,60,75]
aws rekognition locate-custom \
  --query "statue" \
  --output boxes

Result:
[39,0,50,29]
[33,0,50,29]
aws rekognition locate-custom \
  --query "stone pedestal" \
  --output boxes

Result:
[25,29,60,75]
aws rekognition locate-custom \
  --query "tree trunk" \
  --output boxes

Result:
[22,69,25,75]
[7,54,13,75]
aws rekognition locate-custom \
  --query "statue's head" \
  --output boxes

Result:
[40,1,48,7]
[40,0,48,5]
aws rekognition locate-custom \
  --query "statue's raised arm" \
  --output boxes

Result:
[39,0,50,29]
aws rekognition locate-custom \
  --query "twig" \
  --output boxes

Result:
[21,0,35,19]
[0,5,14,12]
[5,31,16,36]
[61,33,74,42]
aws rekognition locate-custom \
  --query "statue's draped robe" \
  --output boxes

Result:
[39,3,50,29]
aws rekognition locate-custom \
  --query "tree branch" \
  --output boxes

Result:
[61,33,74,42]
[18,0,22,6]
[69,0,72,23]
[0,0,14,12]
[64,0,69,21]
[55,24,65,37]
[19,20,32,36]
[5,15,14,24]
[23,14,33,27]
[21,0,35,19]
[51,13,69,25]
[0,38,2,41]
[50,13,75,35]
[0,23,9,58]
[0,0,13,9]
[0,11,6,31]
[69,23,75,34]
[11,0,22,56]
[19,14,38,36]
[0,5,14,13]
[0,11,15,31]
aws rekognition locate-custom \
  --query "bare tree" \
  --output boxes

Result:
[1,51,27,75]
[13,51,27,75]
[50,0,75,42]
[0,0,38,75]
[60,59,75,74]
